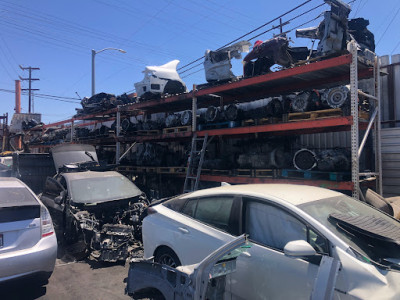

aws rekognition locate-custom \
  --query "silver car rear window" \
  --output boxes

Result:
[0,187,38,208]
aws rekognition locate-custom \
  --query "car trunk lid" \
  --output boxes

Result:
[0,186,41,254]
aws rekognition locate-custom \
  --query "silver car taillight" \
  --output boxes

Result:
[40,205,54,238]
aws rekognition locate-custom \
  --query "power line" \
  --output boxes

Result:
[0,54,15,80]
[391,40,400,55]
[0,88,81,103]
[351,0,363,17]
[1,0,200,60]
[203,0,265,26]
[376,5,400,46]
[177,0,315,72]
[179,4,325,76]
[184,0,254,29]
[0,18,150,68]
[245,5,324,43]
[181,68,204,79]
[122,89,136,95]
[180,10,325,79]
[93,0,236,49]
[353,0,368,18]
[124,0,174,40]
[0,42,18,78]
[0,36,20,67]
[34,93,81,100]
[179,0,364,76]
[0,2,184,64]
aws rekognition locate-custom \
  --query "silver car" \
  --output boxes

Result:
[0,177,57,285]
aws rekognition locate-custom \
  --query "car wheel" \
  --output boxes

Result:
[154,248,181,268]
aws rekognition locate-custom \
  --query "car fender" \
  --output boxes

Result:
[333,246,400,299]
[142,212,183,259]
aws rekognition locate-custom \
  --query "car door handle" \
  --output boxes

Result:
[240,251,251,258]
[178,227,189,234]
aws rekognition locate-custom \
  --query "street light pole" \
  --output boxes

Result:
[91,49,96,96]
[91,47,126,96]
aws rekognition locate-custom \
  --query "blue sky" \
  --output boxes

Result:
[1,0,399,124]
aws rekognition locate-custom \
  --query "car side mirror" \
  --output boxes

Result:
[54,191,66,205]
[284,240,316,257]
[54,196,63,205]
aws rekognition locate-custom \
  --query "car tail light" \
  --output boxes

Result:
[40,206,54,238]
[147,207,157,215]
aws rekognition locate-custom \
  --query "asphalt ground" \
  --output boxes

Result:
[0,243,143,300]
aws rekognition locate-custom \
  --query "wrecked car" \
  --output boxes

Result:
[243,0,376,78]
[296,0,375,57]
[126,235,251,300]
[40,144,148,262]
[243,36,309,77]
[203,40,251,82]
[134,60,187,100]
[142,184,400,299]
[127,235,343,300]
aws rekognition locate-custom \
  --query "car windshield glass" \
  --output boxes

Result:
[0,187,38,207]
[298,195,400,266]
[69,174,142,204]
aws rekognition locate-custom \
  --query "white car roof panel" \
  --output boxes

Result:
[183,184,342,206]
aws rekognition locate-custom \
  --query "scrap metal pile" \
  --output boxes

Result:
[69,0,375,117]
[19,0,372,188]
[74,93,136,117]
[122,143,185,167]
[293,148,351,171]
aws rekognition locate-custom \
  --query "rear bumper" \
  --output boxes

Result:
[0,233,57,283]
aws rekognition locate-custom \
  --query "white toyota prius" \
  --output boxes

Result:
[143,184,400,299]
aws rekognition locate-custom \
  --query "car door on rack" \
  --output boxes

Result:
[231,197,329,300]
[172,195,240,265]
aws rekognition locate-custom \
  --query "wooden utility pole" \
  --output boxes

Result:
[19,65,40,113]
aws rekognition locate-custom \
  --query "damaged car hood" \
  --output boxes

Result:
[142,60,182,81]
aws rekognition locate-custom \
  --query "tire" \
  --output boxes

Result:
[154,247,181,268]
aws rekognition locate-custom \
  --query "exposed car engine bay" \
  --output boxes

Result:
[70,197,148,262]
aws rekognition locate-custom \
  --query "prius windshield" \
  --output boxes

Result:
[298,195,400,267]
[69,174,142,204]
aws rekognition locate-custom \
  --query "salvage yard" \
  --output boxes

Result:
[2,0,400,298]
[0,246,135,300]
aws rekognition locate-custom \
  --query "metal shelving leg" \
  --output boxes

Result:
[192,84,197,132]
[374,56,383,195]
[350,41,360,199]
[116,108,121,164]
[71,120,74,142]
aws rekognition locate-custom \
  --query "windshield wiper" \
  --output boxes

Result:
[329,213,400,245]
[85,151,95,161]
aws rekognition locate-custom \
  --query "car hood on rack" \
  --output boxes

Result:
[51,144,98,172]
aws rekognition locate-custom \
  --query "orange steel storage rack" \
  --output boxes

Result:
[36,42,381,199]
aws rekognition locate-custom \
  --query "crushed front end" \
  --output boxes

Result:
[71,198,148,262]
